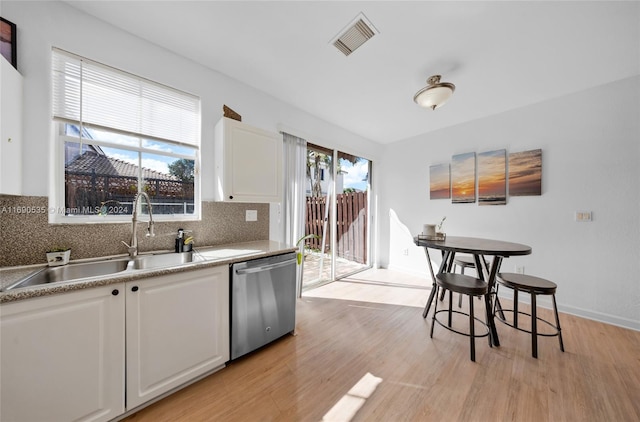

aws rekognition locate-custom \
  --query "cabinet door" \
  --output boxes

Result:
[0,284,125,422]
[214,117,282,202]
[126,266,229,410]
[0,59,23,195]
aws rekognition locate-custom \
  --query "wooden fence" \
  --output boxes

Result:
[305,191,368,264]
[65,171,194,215]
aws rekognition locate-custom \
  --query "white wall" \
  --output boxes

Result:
[3,1,380,241]
[378,76,640,330]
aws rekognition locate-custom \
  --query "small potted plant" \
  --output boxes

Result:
[296,234,321,265]
[46,247,71,266]
[294,234,321,296]
[436,216,446,239]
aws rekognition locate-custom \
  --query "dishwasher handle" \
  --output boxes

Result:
[234,258,296,275]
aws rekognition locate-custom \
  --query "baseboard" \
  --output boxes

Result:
[556,304,640,332]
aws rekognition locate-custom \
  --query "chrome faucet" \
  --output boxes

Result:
[122,192,155,257]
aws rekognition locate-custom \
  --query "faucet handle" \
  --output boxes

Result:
[121,241,137,256]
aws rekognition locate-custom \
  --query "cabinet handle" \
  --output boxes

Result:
[131,286,139,292]
[112,289,119,296]
[229,195,234,200]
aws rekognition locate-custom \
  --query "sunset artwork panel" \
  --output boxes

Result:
[1,17,17,69]
[509,149,542,196]
[429,164,450,199]
[451,152,476,203]
[478,149,506,205]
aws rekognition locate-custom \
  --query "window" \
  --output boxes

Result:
[50,48,201,223]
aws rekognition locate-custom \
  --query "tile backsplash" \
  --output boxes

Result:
[0,195,269,267]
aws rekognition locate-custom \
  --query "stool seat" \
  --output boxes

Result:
[453,254,488,268]
[436,273,488,296]
[453,255,477,268]
[497,273,557,294]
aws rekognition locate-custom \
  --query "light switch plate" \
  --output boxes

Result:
[246,210,257,222]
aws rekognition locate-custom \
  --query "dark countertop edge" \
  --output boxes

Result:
[0,240,296,304]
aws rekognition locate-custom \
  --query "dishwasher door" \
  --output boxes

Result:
[231,252,296,360]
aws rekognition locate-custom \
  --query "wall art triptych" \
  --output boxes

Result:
[429,148,541,205]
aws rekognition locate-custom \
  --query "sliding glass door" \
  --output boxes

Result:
[301,144,371,290]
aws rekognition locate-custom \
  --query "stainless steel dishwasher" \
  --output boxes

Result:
[230,252,296,360]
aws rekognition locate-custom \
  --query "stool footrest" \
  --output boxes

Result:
[495,309,562,338]
[433,309,490,339]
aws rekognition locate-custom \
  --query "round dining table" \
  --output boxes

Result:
[414,235,532,346]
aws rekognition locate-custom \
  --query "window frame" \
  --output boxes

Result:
[49,49,201,224]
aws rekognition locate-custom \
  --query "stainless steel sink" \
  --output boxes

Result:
[2,251,200,292]
[129,251,195,270]
[3,259,130,291]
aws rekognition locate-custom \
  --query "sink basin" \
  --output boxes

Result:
[130,251,195,270]
[2,251,200,292]
[3,259,130,291]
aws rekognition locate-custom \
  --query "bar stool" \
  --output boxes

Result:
[430,273,492,362]
[494,273,565,358]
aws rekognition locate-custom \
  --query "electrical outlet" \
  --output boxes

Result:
[402,249,409,256]
[516,265,525,274]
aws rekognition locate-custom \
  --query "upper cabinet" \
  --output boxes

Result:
[0,59,23,195]
[214,117,282,203]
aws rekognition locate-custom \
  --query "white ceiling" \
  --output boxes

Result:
[63,1,639,144]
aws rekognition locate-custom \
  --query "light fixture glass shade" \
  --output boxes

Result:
[414,75,455,110]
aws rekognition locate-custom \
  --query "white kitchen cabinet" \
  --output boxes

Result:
[125,266,229,410]
[0,283,125,422]
[214,117,283,203]
[0,58,23,195]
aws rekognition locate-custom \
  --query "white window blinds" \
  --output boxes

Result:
[52,48,200,147]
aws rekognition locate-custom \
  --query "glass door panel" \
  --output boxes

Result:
[335,152,371,279]
[301,143,333,290]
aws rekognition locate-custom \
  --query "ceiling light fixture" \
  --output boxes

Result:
[413,75,456,110]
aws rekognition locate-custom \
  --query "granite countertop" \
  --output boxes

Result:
[0,240,296,304]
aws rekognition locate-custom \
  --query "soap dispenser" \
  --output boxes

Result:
[175,228,184,253]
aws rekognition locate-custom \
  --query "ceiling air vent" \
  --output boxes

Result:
[331,13,378,56]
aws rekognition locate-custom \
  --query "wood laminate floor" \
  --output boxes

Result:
[123,269,640,422]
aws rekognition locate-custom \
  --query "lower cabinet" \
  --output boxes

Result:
[0,265,230,421]
[125,266,230,410]
[0,284,126,422]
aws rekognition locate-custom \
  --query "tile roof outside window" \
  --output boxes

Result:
[66,151,178,181]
